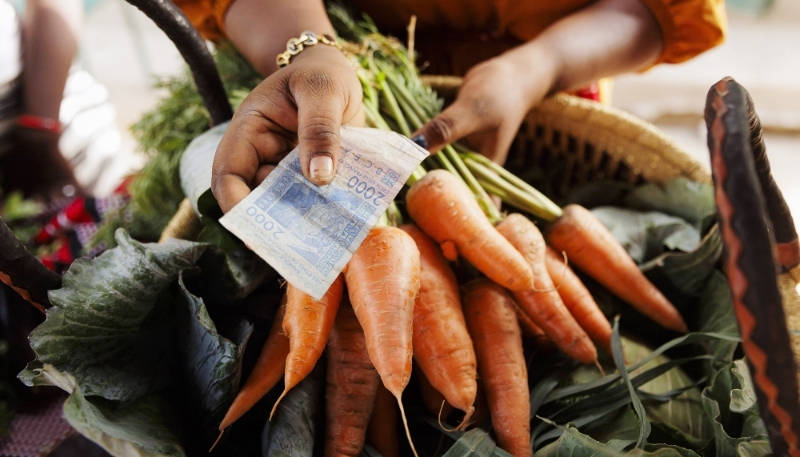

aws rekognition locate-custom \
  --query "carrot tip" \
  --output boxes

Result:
[269,389,289,421]
[456,406,475,432]
[209,430,224,453]
[396,395,419,457]
[437,401,458,433]
[594,359,606,378]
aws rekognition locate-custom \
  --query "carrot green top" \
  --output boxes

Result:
[175,0,726,73]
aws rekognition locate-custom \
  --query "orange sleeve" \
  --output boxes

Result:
[173,0,234,42]
[638,0,727,65]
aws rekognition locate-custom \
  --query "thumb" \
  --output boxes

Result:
[294,87,346,186]
[412,98,484,152]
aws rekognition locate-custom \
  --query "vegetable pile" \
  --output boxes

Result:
[12,5,774,457]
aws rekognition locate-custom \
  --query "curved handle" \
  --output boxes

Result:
[123,0,233,126]
[0,217,60,312]
[705,77,800,457]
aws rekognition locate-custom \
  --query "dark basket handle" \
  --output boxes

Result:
[706,76,800,456]
[123,0,233,126]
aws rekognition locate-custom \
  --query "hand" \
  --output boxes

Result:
[211,45,364,213]
[413,54,552,165]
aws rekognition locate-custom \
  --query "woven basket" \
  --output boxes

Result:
[161,77,800,381]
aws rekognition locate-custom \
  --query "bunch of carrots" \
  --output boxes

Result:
[213,9,689,456]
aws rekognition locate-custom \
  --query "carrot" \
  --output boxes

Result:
[325,296,380,457]
[416,365,453,420]
[344,226,420,456]
[546,204,688,333]
[367,384,400,457]
[271,276,344,418]
[496,213,597,364]
[544,246,613,354]
[399,224,477,428]
[463,279,531,457]
[514,302,547,340]
[218,297,290,432]
[406,169,534,291]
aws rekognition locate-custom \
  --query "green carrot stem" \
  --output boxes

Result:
[434,147,463,181]
[478,179,550,217]
[463,152,562,218]
[407,166,427,186]
[382,70,431,122]
[392,86,424,131]
[464,159,561,222]
[443,146,502,223]
[378,75,412,136]
[363,103,392,131]
[385,201,404,227]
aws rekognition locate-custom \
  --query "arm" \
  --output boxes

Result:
[21,0,82,120]
[414,0,663,164]
[211,0,363,213]
[5,0,83,199]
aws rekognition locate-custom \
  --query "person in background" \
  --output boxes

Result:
[0,0,83,202]
[178,0,725,214]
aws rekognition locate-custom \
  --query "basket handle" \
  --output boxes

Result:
[123,0,233,126]
[705,76,800,456]
[0,217,60,312]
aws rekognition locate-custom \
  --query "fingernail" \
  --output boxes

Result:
[412,135,428,149]
[309,155,333,182]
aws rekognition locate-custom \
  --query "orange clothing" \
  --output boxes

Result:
[177,0,726,73]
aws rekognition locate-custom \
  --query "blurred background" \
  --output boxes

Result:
[5,0,800,213]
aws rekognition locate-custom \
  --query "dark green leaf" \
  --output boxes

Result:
[24,230,204,402]
[63,388,185,457]
[262,363,323,457]
[623,178,715,228]
[534,424,628,457]
[176,271,253,428]
[700,359,770,456]
[694,271,739,362]
[640,225,722,297]
[591,208,700,264]
[610,319,649,449]
[441,429,496,457]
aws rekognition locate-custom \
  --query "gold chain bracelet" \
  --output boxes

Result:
[276,31,342,68]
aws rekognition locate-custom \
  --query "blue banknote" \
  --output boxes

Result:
[219,127,428,299]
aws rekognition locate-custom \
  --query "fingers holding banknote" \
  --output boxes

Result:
[212,45,364,213]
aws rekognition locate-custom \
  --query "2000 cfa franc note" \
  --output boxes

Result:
[220,126,428,299]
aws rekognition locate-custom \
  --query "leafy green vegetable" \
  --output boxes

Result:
[623,179,715,228]
[176,271,253,428]
[64,389,185,457]
[610,318,651,449]
[23,230,204,401]
[261,363,323,457]
[19,230,269,455]
[700,359,770,456]
[591,207,701,265]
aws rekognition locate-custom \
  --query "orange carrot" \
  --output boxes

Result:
[344,226,420,456]
[272,275,345,418]
[367,384,400,457]
[514,302,547,340]
[416,365,453,420]
[218,297,289,431]
[463,279,531,457]
[496,213,597,364]
[546,204,688,333]
[325,297,380,457]
[406,169,534,291]
[544,246,613,354]
[399,224,477,428]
